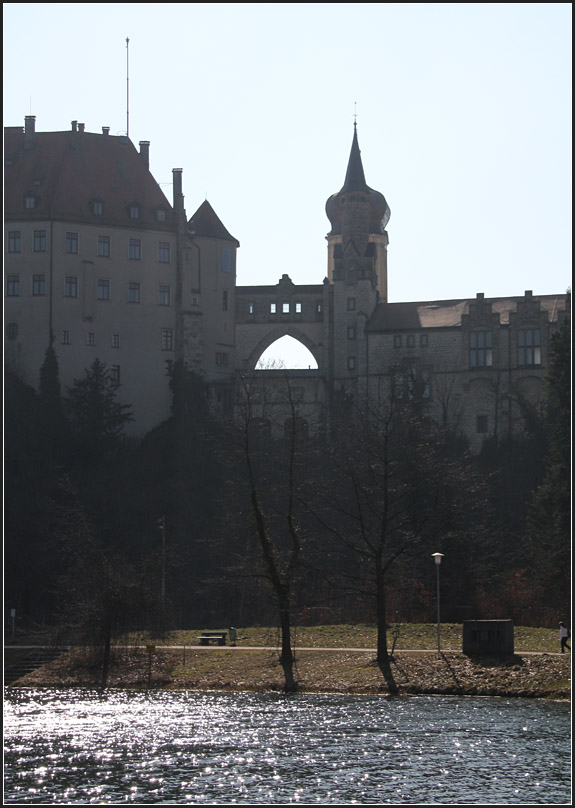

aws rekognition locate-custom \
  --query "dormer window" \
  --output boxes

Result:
[155,208,167,223]
[25,195,36,210]
[92,200,104,215]
[128,204,140,220]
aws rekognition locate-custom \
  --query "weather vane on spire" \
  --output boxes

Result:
[353,101,358,130]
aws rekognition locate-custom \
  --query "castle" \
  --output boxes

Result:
[5,117,569,451]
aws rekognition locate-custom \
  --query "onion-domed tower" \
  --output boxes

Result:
[326,123,390,301]
[326,125,391,385]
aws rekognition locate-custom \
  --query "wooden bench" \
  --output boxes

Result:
[198,631,227,646]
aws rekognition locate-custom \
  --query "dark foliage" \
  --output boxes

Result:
[65,358,134,464]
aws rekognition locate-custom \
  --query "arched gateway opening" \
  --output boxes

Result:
[256,336,319,370]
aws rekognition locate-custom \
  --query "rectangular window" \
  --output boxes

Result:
[158,241,170,263]
[97,279,110,300]
[61,330,70,345]
[161,329,174,351]
[348,326,356,340]
[66,232,78,254]
[25,196,35,209]
[129,238,141,260]
[6,322,18,340]
[420,334,429,347]
[518,329,541,366]
[222,246,232,272]
[156,209,166,223]
[316,302,322,313]
[112,333,121,348]
[165,359,174,375]
[98,235,111,258]
[407,335,415,348]
[270,302,277,314]
[158,285,171,306]
[248,301,255,315]
[470,331,493,367]
[33,230,47,252]
[92,201,103,215]
[295,302,302,314]
[216,351,229,366]
[129,205,140,220]
[348,357,356,371]
[32,274,46,296]
[8,231,21,253]
[394,335,402,348]
[86,332,95,346]
[65,276,78,297]
[476,414,488,434]
[7,275,20,296]
[128,282,141,303]
[110,365,121,384]
[223,290,229,311]
[282,302,290,313]
[347,298,356,311]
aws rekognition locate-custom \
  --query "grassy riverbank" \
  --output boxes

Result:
[165,623,561,653]
[6,624,571,699]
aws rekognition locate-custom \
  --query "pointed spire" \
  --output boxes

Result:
[326,125,391,236]
[341,122,368,193]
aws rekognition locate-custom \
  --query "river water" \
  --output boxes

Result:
[3,688,571,804]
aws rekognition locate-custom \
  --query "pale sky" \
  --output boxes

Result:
[4,3,571,311]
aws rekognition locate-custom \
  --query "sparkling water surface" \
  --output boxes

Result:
[3,688,571,804]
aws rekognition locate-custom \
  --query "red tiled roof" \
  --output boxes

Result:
[367,295,568,331]
[4,125,176,229]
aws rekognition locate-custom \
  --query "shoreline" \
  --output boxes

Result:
[6,647,571,701]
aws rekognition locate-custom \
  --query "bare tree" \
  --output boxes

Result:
[309,385,478,677]
[231,365,308,691]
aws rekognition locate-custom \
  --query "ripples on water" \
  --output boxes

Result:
[3,688,571,804]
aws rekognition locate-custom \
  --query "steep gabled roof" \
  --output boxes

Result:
[188,200,239,246]
[4,124,175,229]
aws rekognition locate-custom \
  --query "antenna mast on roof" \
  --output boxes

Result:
[126,37,130,139]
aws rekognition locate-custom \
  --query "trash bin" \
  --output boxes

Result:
[229,627,237,647]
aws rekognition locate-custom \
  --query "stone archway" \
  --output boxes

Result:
[244,325,324,372]
[257,335,319,370]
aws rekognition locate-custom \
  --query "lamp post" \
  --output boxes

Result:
[432,553,444,653]
[158,516,166,605]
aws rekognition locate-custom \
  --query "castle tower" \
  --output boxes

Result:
[325,124,390,301]
[325,125,391,386]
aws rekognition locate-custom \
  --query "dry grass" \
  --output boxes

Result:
[13,643,570,700]
[160,623,559,653]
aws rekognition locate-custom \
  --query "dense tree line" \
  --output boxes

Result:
[4,320,570,658]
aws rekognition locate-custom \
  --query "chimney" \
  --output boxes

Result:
[25,115,36,136]
[139,141,150,168]
[173,168,184,212]
[102,126,110,136]
[78,123,85,133]
[71,120,78,132]
[24,115,36,149]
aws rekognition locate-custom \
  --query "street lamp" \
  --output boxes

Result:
[158,516,166,605]
[432,553,444,653]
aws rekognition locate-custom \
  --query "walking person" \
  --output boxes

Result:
[559,621,570,653]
